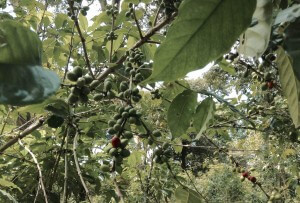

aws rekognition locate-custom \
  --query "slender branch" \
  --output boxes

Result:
[0,117,45,154]
[33,181,41,203]
[68,0,95,79]
[114,178,125,203]
[63,25,76,83]
[37,0,49,34]
[146,40,160,44]
[73,130,92,203]
[96,13,177,81]
[62,129,69,203]
[109,0,116,63]
[153,3,162,27]
[133,6,143,39]
[18,139,48,203]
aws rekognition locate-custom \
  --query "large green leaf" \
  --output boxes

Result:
[175,186,203,203]
[193,97,215,139]
[284,18,300,81]
[276,46,300,128]
[167,90,197,138]
[145,0,256,83]
[238,0,273,58]
[0,20,60,105]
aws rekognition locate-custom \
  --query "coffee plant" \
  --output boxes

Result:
[0,0,299,202]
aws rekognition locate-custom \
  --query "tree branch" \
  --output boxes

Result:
[18,139,48,203]
[73,130,92,203]
[68,0,95,79]
[0,117,45,154]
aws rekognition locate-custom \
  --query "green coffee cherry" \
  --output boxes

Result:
[90,80,100,89]
[68,94,79,104]
[67,72,78,82]
[108,120,116,127]
[124,131,133,139]
[100,164,110,172]
[73,66,83,77]
[120,149,130,158]
[83,75,93,84]
[93,93,104,101]
[71,87,81,96]
[153,130,162,137]
[81,86,90,95]
[76,77,86,87]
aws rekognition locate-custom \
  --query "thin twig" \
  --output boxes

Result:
[109,0,116,63]
[114,178,125,203]
[18,139,48,203]
[68,0,95,79]
[62,129,69,203]
[63,24,76,83]
[73,130,92,203]
[37,0,49,34]
[133,6,143,39]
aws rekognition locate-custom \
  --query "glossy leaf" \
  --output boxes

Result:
[284,18,300,81]
[145,0,256,83]
[238,0,273,58]
[276,46,300,128]
[175,186,203,203]
[193,97,215,139]
[0,20,60,105]
[167,90,197,138]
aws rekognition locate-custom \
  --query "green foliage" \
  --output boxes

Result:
[0,20,60,105]
[0,0,299,202]
[167,90,197,138]
[146,0,256,83]
[276,46,300,127]
[193,97,215,139]
[175,186,203,203]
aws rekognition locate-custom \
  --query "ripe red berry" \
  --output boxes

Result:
[242,171,249,178]
[267,81,274,89]
[248,176,257,183]
[111,136,121,148]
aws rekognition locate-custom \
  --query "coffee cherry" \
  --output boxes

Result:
[104,81,112,91]
[120,149,130,158]
[128,117,137,124]
[121,139,129,148]
[122,112,129,119]
[242,171,249,178]
[116,118,123,125]
[68,94,79,104]
[90,80,100,89]
[93,93,104,101]
[81,86,90,95]
[71,87,81,96]
[73,66,83,77]
[108,120,116,127]
[124,131,133,139]
[153,130,162,137]
[100,164,110,172]
[108,128,116,135]
[113,124,122,132]
[83,75,93,84]
[111,136,121,148]
[248,176,257,183]
[132,87,139,95]
[67,72,78,82]
[109,148,118,156]
[129,108,136,116]
[76,77,86,87]
[267,81,274,89]
[79,94,88,103]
